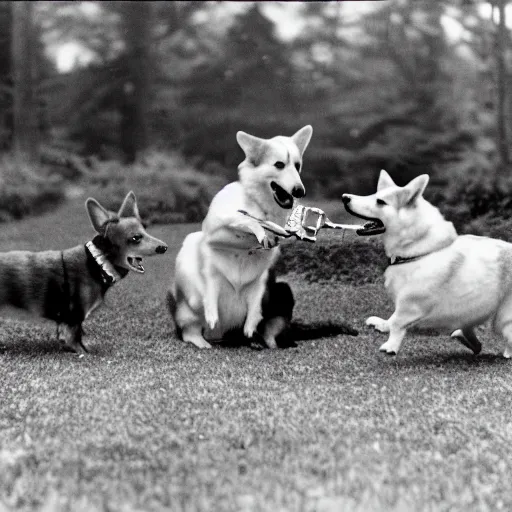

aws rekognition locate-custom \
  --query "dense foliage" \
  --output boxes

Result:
[2,0,512,229]
[77,151,229,224]
[0,155,65,222]
[27,1,505,195]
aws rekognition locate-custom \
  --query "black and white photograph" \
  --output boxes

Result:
[0,0,510,510]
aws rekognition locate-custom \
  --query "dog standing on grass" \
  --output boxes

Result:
[342,169,512,358]
[0,191,167,354]
[169,126,313,349]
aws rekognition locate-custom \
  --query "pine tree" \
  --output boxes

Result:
[0,3,11,150]
[496,0,509,167]
[181,4,297,167]
[11,2,38,163]
[119,1,152,164]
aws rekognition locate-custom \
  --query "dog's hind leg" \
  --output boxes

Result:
[498,321,512,359]
[493,297,512,358]
[260,281,295,349]
[450,328,482,355]
[175,299,212,349]
[182,324,212,349]
[499,321,512,359]
[60,324,88,355]
[261,317,286,349]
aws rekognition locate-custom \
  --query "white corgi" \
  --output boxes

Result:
[342,169,512,358]
[169,126,313,349]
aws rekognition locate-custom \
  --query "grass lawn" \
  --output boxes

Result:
[1,198,512,512]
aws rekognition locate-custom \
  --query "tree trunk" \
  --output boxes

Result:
[120,2,152,164]
[419,0,445,128]
[497,0,509,168]
[11,2,38,164]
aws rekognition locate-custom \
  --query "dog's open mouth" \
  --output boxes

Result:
[343,204,386,236]
[127,256,145,273]
[270,182,294,210]
[358,219,385,236]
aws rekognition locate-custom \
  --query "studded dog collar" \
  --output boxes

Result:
[85,240,123,286]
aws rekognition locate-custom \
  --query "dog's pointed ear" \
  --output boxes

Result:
[403,174,429,205]
[377,169,396,191]
[291,125,313,156]
[118,191,140,219]
[86,198,111,233]
[236,131,266,165]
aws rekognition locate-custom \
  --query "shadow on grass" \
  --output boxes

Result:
[1,341,65,356]
[0,338,104,357]
[220,320,359,350]
[289,320,359,340]
[387,351,507,368]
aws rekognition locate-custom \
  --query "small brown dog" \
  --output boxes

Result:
[0,191,167,354]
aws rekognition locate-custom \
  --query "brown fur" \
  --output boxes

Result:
[0,192,167,354]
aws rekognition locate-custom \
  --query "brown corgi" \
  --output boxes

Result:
[0,191,167,354]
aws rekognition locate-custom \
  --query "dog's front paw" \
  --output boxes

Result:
[262,234,280,250]
[243,320,258,339]
[379,341,399,355]
[252,224,267,245]
[504,347,512,359]
[366,316,390,333]
[251,224,279,250]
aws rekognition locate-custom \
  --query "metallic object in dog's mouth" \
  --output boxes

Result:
[342,202,386,236]
[238,205,365,243]
[356,219,385,236]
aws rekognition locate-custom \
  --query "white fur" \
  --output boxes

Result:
[172,126,312,349]
[343,170,512,358]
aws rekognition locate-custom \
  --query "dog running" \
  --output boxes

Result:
[341,169,512,358]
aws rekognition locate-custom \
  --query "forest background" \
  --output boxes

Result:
[2,0,512,235]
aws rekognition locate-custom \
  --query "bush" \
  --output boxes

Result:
[275,233,386,284]
[435,155,512,230]
[85,151,229,224]
[461,214,512,242]
[446,171,512,217]
[0,156,65,222]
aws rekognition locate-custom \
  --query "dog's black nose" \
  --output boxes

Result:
[155,245,168,254]
[292,185,306,199]
[342,195,351,204]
